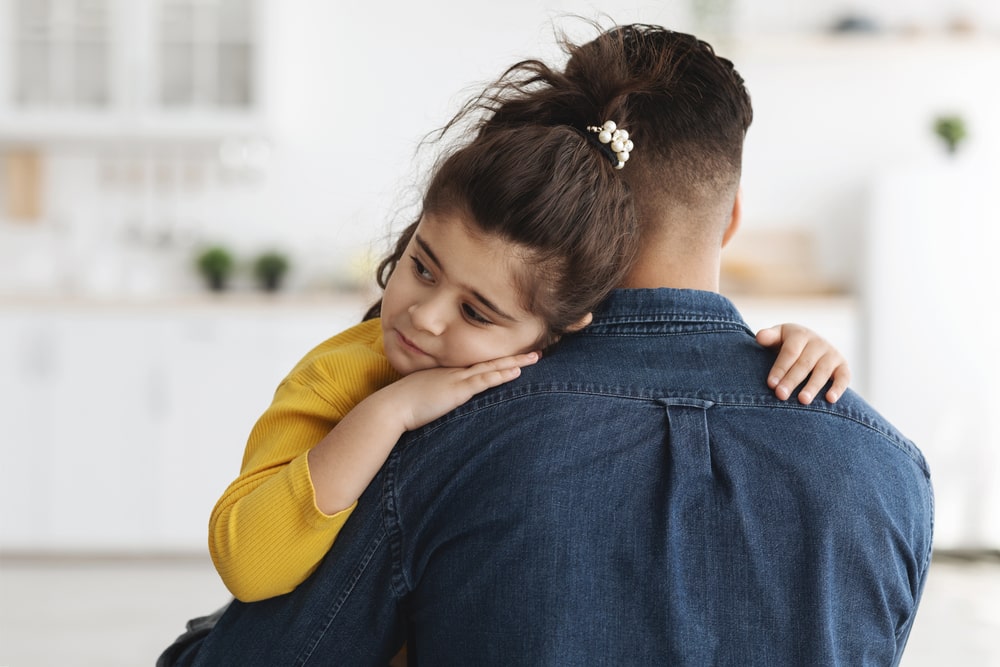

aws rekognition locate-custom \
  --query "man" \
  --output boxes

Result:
[172,24,932,666]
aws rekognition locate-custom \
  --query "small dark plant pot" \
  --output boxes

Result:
[933,115,967,157]
[196,246,235,293]
[207,274,228,291]
[253,252,290,293]
[260,274,283,292]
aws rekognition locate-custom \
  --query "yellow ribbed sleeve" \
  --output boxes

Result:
[208,319,400,602]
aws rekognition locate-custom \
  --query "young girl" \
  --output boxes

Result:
[208,123,850,603]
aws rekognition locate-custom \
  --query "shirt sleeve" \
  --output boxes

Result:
[208,322,398,602]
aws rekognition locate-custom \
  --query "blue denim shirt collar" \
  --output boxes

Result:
[588,288,752,334]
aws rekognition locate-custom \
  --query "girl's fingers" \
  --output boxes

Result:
[475,366,523,390]
[454,351,539,391]
[795,354,838,405]
[783,350,849,405]
[766,335,809,394]
[773,351,819,402]
[825,364,851,404]
[755,325,784,350]
[465,352,539,376]
[760,325,852,404]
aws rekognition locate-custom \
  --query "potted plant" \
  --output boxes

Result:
[933,115,968,155]
[196,246,235,291]
[253,250,290,292]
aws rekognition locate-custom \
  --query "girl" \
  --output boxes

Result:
[208,123,849,603]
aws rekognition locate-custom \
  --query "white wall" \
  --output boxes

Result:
[866,157,1000,548]
[260,1,693,283]
[3,0,999,294]
[259,0,1000,291]
[735,35,1000,287]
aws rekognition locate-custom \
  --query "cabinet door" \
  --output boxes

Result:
[0,311,168,550]
[0,303,364,552]
[0,313,62,549]
[0,0,120,137]
[0,0,263,140]
[153,312,277,549]
[156,0,257,110]
[42,313,167,549]
[153,306,360,550]
[5,0,113,110]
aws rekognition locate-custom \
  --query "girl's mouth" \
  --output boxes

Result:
[396,331,429,357]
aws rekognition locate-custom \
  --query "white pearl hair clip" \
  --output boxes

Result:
[586,120,634,169]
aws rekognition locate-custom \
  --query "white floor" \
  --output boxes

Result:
[1,553,999,666]
[0,555,229,667]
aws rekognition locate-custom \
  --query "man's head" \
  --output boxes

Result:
[564,25,753,247]
[457,22,754,288]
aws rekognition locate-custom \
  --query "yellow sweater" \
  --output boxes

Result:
[208,318,401,602]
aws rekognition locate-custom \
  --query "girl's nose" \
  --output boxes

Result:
[408,299,446,336]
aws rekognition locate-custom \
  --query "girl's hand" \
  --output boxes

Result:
[308,351,540,515]
[756,324,850,405]
[385,352,540,431]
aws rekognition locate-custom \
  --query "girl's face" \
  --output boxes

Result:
[380,212,548,375]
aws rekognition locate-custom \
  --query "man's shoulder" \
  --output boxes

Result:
[819,389,925,461]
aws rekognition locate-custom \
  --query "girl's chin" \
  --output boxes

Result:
[385,344,428,376]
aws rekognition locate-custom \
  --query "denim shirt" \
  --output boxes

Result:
[190,289,933,667]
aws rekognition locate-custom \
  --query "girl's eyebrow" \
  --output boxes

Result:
[415,234,443,271]
[414,234,517,322]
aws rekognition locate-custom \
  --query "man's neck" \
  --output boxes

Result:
[621,247,722,293]
[622,200,734,293]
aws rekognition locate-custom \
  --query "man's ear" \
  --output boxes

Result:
[721,187,742,248]
[565,312,593,333]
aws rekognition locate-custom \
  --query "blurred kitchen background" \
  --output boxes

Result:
[1,0,999,665]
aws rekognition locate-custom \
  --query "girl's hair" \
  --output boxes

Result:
[365,23,755,338]
[364,120,639,347]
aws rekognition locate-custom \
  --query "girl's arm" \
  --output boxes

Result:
[756,324,851,405]
[211,329,536,602]
[308,352,538,515]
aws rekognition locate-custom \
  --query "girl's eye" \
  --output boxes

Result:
[411,256,433,280]
[462,303,493,326]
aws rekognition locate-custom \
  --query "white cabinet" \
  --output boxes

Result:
[867,159,1000,550]
[46,313,167,548]
[0,298,364,552]
[0,0,266,141]
[0,314,62,547]
[0,294,865,553]
[7,0,114,109]
[149,306,360,550]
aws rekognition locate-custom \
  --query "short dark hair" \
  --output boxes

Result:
[567,25,753,209]
[455,22,753,234]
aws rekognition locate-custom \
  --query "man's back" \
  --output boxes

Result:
[392,288,932,665]
[184,288,932,667]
